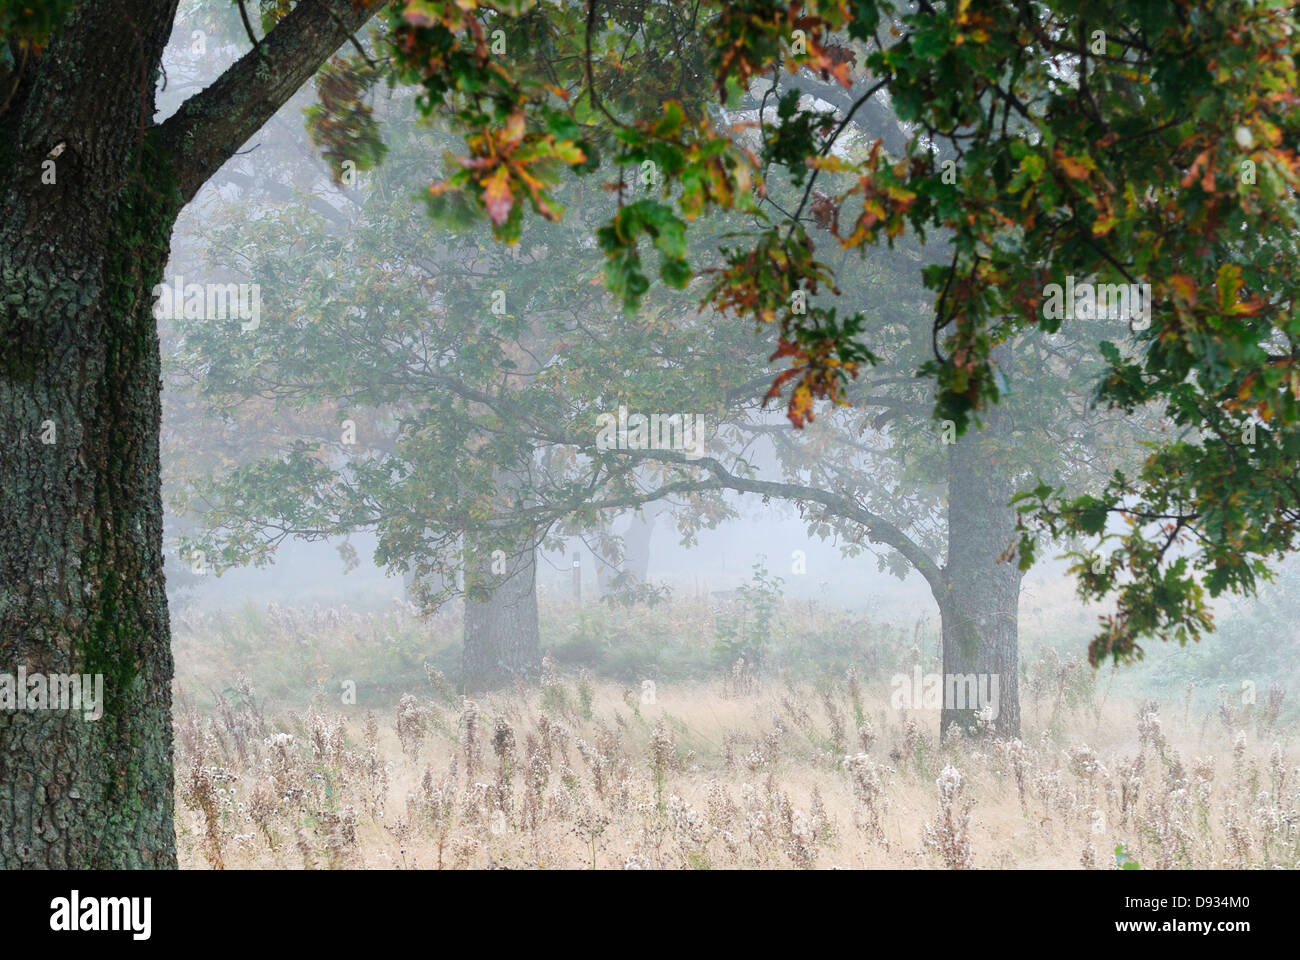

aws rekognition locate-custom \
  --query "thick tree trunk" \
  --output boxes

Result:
[0,72,183,869]
[0,183,180,865]
[938,411,1024,739]
[0,0,379,867]
[462,541,541,692]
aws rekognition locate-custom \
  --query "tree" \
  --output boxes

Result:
[0,0,383,868]
[7,0,1291,867]
[386,0,1300,666]
[172,73,1153,738]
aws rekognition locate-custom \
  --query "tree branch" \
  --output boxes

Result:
[159,0,382,201]
[599,447,947,599]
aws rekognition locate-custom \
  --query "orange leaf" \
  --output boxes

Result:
[1170,273,1198,306]
[1056,151,1094,180]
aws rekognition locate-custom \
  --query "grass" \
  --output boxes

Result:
[171,597,1299,869]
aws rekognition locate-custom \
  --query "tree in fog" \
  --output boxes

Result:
[3,0,1295,868]
[174,77,1156,736]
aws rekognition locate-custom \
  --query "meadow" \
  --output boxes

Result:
[171,590,1299,870]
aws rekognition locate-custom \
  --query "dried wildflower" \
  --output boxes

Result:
[667,794,710,847]
[704,779,738,830]
[809,785,833,844]
[858,718,876,753]
[493,717,517,771]
[396,694,423,761]
[922,765,974,869]
[460,698,482,780]
[1067,744,1100,781]
[1137,702,1167,758]
[822,690,847,757]
[785,810,817,869]
[845,752,888,845]
[181,756,226,869]
[424,663,453,702]
[649,719,675,808]
[1080,839,1097,869]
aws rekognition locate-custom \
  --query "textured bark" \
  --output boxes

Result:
[0,166,180,867]
[0,0,379,868]
[0,0,183,872]
[938,412,1023,739]
[462,542,541,692]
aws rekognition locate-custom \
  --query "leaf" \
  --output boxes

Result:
[402,0,442,28]
[1215,263,1243,312]
[1056,151,1095,180]
[481,166,514,226]
[1076,496,1109,535]
[652,100,687,139]
[1170,273,1198,307]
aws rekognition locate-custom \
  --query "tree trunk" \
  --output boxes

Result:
[0,0,380,868]
[623,501,665,583]
[0,134,183,869]
[938,410,1024,739]
[462,541,541,692]
[595,503,664,597]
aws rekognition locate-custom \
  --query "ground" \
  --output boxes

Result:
[170,599,1298,869]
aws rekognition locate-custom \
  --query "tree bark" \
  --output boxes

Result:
[938,410,1024,739]
[462,540,541,692]
[0,0,184,871]
[0,0,379,868]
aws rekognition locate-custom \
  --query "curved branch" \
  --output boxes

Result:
[598,447,947,599]
[159,0,383,201]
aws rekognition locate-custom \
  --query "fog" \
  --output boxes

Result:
[13,0,1294,876]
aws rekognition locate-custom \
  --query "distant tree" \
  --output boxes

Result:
[175,79,1154,736]
[384,0,1300,667]
[5,0,1294,868]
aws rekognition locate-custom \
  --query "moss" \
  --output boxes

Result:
[103,133,183,320]
[76,133,182,784]
[0,265,63,384]
[82,570,141,707]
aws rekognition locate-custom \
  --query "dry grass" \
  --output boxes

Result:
[173,649,1299,870]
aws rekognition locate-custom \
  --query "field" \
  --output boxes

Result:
[171,596,1300,870]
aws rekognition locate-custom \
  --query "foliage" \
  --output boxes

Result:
[712,561,785,669]
[369,0,1300,663]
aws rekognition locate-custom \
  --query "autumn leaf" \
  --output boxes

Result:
[1215,264,1243,312]
[482,166,514,226]
[1170,274,1198,307]
[1055,150,1095,180]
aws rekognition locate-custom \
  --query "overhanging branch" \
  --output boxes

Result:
[599,447,947,599]
[159,0,383,201]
